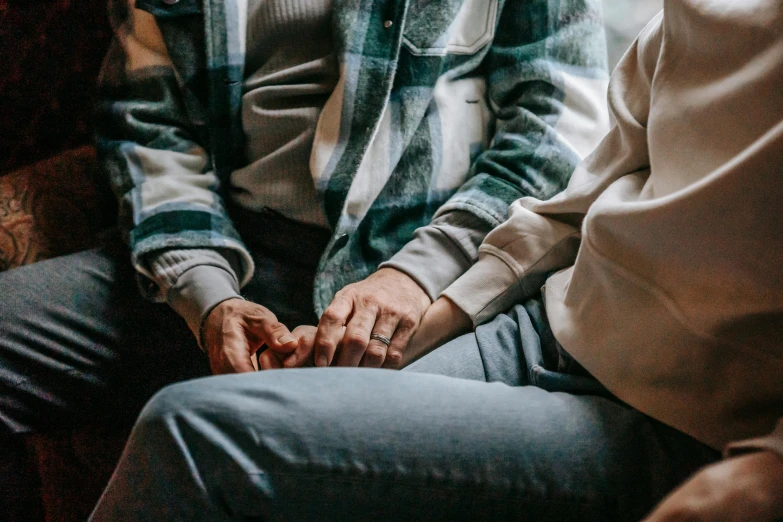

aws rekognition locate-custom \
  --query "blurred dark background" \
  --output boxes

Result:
[0,0,111,174]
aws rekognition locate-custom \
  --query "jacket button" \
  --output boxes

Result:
[331,233,350,254]
[383,20,393,28]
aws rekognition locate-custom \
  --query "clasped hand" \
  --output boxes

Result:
[202,267,432,373]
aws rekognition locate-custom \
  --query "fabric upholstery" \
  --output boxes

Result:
[0,146,104,271]
[0,146,122,522]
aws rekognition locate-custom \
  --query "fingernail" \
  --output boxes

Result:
[277,335,295,345]
[316,355,328,367]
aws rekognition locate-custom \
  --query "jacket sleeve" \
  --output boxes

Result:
[382,0,611,301]
[95,0,253,301]
[442,10,664,325]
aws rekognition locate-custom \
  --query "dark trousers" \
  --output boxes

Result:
[0,208,330,516]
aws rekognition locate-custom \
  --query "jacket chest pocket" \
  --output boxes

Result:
[402,0,498,56]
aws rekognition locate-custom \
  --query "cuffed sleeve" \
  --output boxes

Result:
[379,211,492,302]
[441,12,666,328]
[144,249,242,338]
[167,265,241,341]
[96,0,253,302]
[405,0,609,316]
[725,419,783,460]
[441,198,582,326]
[440,248,522,325]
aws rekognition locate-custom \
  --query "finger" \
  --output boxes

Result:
[358,314,398,368]
[314,293,353,367]
[257,349,284,370]
[381,316,417,369]
[211,324,257,374]
[283,326,318,368]
[335,308,378,367]
[243,307,298,353]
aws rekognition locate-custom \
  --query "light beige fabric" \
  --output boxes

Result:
[444,0,783,451]
[231,0,337,227]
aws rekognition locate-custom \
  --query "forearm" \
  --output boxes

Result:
[440,8,671,329]
[97,0,254,300]
[401,0,608,327]
[401,296,472,367]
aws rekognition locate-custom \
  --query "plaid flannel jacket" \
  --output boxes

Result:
[96,0,609,315]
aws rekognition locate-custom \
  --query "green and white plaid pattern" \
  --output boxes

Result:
[96,0,609,314]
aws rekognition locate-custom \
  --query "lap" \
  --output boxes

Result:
[0,241,207,432]
[404,303,539,386]
[118,368,718,521]
[405,302,607,398]
[0,222,326,434]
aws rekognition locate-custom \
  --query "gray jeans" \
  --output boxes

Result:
[0,209,330,518]
[90,301,719,522]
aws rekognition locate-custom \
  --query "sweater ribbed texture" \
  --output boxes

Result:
[230,0,336,228]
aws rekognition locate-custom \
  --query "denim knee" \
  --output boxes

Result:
[135,374,279,432]
[137,378,212,421]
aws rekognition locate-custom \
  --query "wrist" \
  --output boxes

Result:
[167,264,242,342]
[402,296,472,366]
[432,296,472,343]
[198,295,247,351]
[377,267,432,312]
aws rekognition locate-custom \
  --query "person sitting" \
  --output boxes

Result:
[0,0,609,513]
[89,1,783,520]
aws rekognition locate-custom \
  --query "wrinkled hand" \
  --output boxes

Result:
[644,451,783,522]
[313,268,431,368]
[256,325,317,370]
[202,298,298,374]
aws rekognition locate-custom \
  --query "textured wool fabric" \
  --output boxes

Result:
[444,0,783,452]
[95,0,610,315]
[143,0,496,327]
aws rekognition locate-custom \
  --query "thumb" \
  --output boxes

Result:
[244,312,298,354]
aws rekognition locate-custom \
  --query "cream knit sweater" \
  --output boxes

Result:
[444,0,783,452]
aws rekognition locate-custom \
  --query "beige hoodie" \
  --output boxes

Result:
[443,0,783,452]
